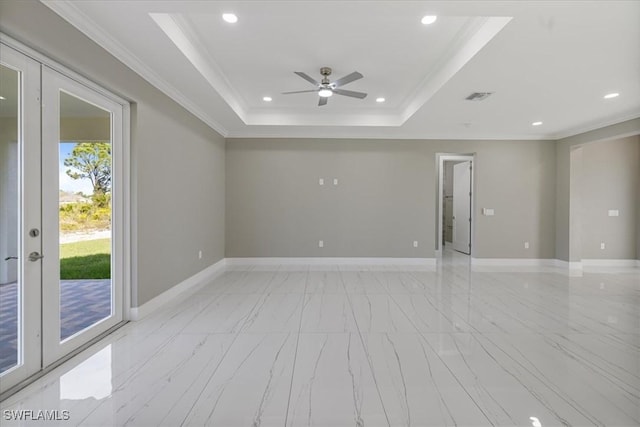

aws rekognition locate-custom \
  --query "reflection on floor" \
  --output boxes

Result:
[0,280,111,373]
[1,251,639,426]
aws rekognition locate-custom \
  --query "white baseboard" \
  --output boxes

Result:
[225,257,436,266]
[581,259,640,267]
[129,258,226,321]
[471,258,557,267]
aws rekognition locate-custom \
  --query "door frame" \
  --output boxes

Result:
[0,34,131,392]
[436,154,475,255]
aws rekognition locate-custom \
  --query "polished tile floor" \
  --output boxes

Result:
[1,250,639,426]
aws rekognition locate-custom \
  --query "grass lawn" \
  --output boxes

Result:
[60,238,111,280]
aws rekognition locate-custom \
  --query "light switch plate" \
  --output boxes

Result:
[608,210,619,217]
[319,178,324,186]
[483,208,495,216]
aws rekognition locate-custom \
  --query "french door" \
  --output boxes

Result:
[0,43,126,393]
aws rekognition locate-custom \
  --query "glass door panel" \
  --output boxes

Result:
[0,63,21,375]
[0,44,42,394]
[42,66,123,367]
[58,92,113,341]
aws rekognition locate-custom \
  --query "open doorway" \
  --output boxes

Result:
[437,154,475,257]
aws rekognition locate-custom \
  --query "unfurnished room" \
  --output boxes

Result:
[0,1,639,426]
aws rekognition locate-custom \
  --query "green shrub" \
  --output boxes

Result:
[57,200,111,232]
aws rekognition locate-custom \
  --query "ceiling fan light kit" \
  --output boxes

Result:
[282,67,368,106]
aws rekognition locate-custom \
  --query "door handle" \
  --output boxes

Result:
[28,252,44,262]
[4,256,18,261]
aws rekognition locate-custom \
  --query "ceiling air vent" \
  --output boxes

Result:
[465,92,493,101]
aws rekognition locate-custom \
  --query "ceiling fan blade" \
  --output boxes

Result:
[282,89,320,95]
[332,71,363,87]
[318,96,328,106]
[333,88,368,99]
[294,71,320,86]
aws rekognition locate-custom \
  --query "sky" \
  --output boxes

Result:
[59,142,95,195]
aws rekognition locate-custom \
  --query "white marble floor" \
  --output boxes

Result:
[1,250,639,426]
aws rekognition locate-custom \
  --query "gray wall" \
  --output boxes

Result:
[556,118,640,262]
[226,138,557,259]
[581,136,639,259]
[0,1,226,306]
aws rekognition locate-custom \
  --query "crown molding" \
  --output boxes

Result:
[41,0,229,137]
[550,111,640,141]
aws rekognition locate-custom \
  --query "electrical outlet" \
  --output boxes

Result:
[333,178,339,185]
[319,178,324,186]
[524,241,529,249]
[413,241,418,248]
[198,250,202,259]
[600,242,606,250]
[318,240,324,248]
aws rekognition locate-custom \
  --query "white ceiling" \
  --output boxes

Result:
[42,1,640,140]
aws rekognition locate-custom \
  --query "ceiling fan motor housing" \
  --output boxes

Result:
[320,67,332,85]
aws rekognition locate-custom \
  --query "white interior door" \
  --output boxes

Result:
[452,161,472,254]
[0,44,42,393]
[41,66,124,366]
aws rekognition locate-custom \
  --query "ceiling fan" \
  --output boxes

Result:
[282,67,367,106]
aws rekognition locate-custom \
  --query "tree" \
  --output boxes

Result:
[64,142,111,196]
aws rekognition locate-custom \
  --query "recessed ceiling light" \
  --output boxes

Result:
[0,96,5,100]
[376,97,385,103]
[532,121,543,126]
[421,15,437,25]
[222,13,238,23]
[263,96,272,102]
[318,88,333,98]
[603,92,619,99]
